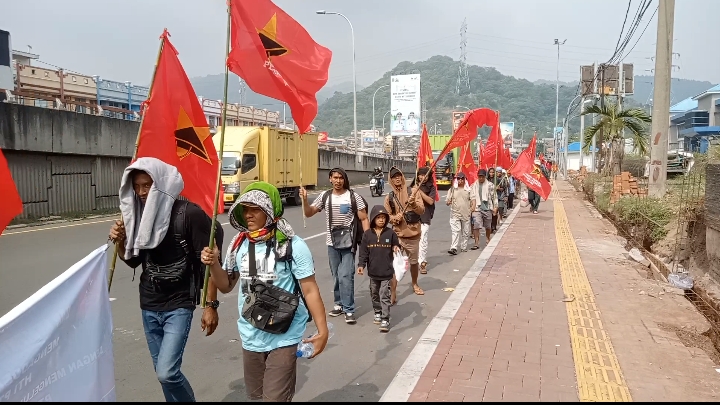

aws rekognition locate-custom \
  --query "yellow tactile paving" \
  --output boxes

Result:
[553,199,633,402]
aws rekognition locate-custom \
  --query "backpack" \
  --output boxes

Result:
[142,200,201,305]
[321,189,366,251]
[388,186,422,224]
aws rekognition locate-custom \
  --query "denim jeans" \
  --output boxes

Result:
[327,246,356,314]
[141,308,196,402]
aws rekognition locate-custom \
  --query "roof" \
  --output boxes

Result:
[692,84,720,100]
[670,97,698,113]
[11,50,39,60]
[558,141,599,153]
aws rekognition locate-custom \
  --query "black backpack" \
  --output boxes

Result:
[142,200,202,304]
[321,189,366,251]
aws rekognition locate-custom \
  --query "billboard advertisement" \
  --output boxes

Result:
[318,132,328,143]
[390,74,421,136]
[451,111,466,133]
[500,122,515,150]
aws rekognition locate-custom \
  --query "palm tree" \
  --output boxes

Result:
[581,100,651,175]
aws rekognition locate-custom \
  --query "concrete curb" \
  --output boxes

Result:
[379,205,522,402]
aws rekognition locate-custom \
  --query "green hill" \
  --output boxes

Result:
[314,55,716,140]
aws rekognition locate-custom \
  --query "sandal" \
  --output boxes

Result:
[420,262,428,274]
[470,245,479,250]
[413,285,425,295]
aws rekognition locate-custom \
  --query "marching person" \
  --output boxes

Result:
[205,181,329,402]
[411,166,437,274]
[357,205,401,332]
[384,166,426,297]
[301,168,369,325]
[109,157,225,403]
[470,169,498,246]
[446,172,474,255]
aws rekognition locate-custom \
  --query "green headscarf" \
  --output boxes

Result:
[224,182,296,270]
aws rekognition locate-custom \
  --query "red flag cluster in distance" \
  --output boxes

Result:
[228,0,332,134]
[457,142,478,186]
[510,135,552,200]
[480,115,512,169]
[0,148,23,235]
[135,30,223,217]
[438,108,498,161]
[417,124,440,201]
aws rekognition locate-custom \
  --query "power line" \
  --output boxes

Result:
[619,5,659,61]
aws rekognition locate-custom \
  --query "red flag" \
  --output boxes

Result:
[228,0,332,134]
[417,124,440,201]
[458,143,478,186]
[481,119,503,168]
[438,108,498,161]
[0,149,23,235]
[136,30,223,217]
[510,142,552,200]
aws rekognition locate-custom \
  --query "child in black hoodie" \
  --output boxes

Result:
[357,205,401,332]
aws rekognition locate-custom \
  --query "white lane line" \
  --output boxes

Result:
[379,205,521,402]
[2,218,117,235]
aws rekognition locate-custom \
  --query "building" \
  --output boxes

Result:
[199,97,279,128]
[94,77,148,120]
[669,84,720,153]
[7,47,281,128]
[557,142,598,171]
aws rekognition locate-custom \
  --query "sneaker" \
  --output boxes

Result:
[448,248,457,255]
[345,313,357,324]
[373,313,382,324]
[328,306,343,317]
[379,320,390,332]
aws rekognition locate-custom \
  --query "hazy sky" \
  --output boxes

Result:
[3,0,718,88]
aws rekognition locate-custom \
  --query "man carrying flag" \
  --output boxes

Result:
[413,124,439,275]
[510,136,552,214]
[108,31,228,403]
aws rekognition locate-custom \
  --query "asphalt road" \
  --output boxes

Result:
[0,184,487,402]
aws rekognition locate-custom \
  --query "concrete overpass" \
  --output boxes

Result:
[0,103,416,220]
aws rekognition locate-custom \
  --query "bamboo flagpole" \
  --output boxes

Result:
[200,1,233,307]
[107,33,167,292]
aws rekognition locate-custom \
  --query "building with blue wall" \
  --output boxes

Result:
[93,76,148,120]
[669,84,720,153]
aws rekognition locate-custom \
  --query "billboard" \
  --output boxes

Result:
[500,122,514,150]
[318,132,328,143]
[390,74,421,136]
[451,111,466,133]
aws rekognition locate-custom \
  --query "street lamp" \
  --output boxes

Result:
[317,10,359,162]
[372,84,389,138]
[381,110,391,136]
[455,105,471,111]
[554,39,566,145]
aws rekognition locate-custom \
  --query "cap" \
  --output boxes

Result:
[477,169,487,177]
[456,172,467,179]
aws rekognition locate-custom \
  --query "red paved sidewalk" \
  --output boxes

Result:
[408,201,578,402]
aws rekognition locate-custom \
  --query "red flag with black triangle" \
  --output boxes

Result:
[135,30,223,216]
[227,0,332,134]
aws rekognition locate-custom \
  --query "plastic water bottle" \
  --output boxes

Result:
[296,323,334,358]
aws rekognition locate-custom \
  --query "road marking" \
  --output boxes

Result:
[553,199,632,402]
[380,204,521,402]
[2,219,117,235]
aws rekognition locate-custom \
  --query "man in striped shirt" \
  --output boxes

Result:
[301,168,369,324]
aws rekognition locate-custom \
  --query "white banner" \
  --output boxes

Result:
[0,245,116,402]
[390,74,421,136]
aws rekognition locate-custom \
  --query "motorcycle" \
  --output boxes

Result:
[369,174,384,197]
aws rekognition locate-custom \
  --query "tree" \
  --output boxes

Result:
[581,100,651,175]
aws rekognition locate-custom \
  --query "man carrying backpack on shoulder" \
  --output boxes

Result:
[301,167,369,325]
[108,157,226,402]
[384,166,426,299]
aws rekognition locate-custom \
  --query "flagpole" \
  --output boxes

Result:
[108,31,167,292]
[200,1,232,308]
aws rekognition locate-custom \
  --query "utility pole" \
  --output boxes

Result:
[649,0,675,198]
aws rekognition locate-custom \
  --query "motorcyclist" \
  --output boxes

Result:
[372,166,384,192]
